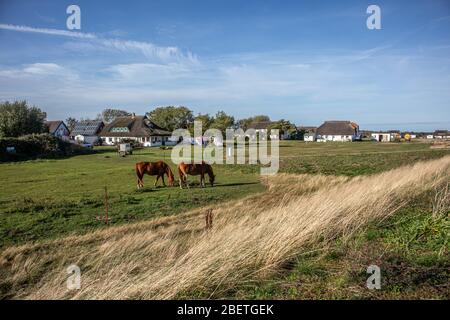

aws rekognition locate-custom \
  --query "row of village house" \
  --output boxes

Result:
[45,115,450,147]
[46,114,174,147]
[300,125,450,142]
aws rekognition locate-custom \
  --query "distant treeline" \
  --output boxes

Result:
[68,106,297,136]
[1,100,298,139]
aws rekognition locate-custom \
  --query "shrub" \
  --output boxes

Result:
[0,133,91,161]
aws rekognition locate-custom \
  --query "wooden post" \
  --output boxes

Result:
[205,209,213,230]
[209,210,213,229]
[104,186,109,225]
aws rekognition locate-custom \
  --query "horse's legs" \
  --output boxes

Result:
[161,174,166,187]
[185,174,190,189]
[137,172,143,189]
[179,172,185,189]
[154,175,160,187]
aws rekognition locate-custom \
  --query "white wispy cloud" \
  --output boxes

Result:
[23,63,65,75]
[1,46,449,130]
[0,23,96,39]
[98,38,188,61]
[107,63,192,80]
[0,23,196,62]
[0,63,70,78]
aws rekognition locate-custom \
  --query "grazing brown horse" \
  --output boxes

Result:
[135,161,174,189]
[178,161,215,189]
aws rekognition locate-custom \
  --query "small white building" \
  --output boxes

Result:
[45,121,70,139]
[70,120,105,145]
[182,136,223,146]
[298,126,317,142]
[316,121,360,142]
[246,121,292,140]
[434,130,450,139]
[371,132,391,142]
[247,121,272,140]
[388,131,401,141]
[100,115,175,147]
[304,133,316,142]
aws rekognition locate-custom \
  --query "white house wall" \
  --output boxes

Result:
[317,135,354,142]
[101,136,175,147]
[371,133,391,142]
[75,135,99,144]
[53,123,69,138]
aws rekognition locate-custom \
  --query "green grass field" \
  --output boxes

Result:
[0,146,263,247]
[0,141,449,248]
[278,140,450,175]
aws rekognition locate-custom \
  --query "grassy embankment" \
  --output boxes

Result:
[0,153,448,299]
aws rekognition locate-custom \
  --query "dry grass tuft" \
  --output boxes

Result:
[432,182,450,218]
[1,156,449,299]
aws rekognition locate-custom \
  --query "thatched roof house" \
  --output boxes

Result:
[99,114,173,147]
[434,130,450,139]
[316,120,359,142]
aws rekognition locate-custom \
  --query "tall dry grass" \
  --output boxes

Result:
[1,156,449,299]
[432,182,450,218]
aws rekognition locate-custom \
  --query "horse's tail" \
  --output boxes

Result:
[135,162,140,177]
[165,164,175,186]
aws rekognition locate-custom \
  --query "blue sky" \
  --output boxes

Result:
[0,0,449,131]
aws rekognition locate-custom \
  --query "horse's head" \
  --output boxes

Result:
[208,170,215,187]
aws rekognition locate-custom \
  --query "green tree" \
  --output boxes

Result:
[211,110,235,134]
[147,106,194,131]
[0,101,47,138]
[101,108,131,123]
[252,115,271,122]
[268,119,297,138]
[65,117,77,132]
[237,115,271,130]
[194,113,214,130]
